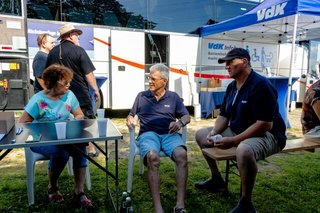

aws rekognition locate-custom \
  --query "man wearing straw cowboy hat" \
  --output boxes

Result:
[47,24,100,154]
[46,23,99,208]
[47,23,100,156]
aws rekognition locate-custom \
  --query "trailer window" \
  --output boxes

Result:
[0,0,22,16]
[25,0,262,34]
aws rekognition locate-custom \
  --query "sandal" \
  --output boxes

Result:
[74,192,94,209]
[174,207,187,213]
[88,151,99,158]
[48,187,64,203]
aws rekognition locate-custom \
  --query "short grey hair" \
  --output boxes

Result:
[149,63,169,80]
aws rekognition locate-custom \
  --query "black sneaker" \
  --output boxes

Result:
[229,197,256,213]
[194,176,226,193]
[173,207,187,213]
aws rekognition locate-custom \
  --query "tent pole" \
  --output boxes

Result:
[286,14,298,127]
[276,45,281,76]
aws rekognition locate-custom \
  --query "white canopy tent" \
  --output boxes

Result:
[200,0,320,121]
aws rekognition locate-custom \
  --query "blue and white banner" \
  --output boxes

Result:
[27,21,94,57]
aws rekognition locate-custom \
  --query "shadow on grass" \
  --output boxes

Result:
[0,149,320,212]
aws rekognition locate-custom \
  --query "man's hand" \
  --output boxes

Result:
[214,137,235,149]
[93,89,100,102]
[126,115,137,129]
[205,129,220,147]
[168,121,182,134]
[85,72,100,102]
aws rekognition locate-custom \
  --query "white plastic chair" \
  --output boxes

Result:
[126,119,187,193]
[24,147,91,205]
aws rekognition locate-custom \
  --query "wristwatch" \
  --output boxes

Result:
[179,119,185,126]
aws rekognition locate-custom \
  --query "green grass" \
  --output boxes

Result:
[1,112,318,212]
[0,146,320,212]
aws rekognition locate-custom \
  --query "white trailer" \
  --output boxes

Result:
[27,19,201,110]
[26,19,310,113]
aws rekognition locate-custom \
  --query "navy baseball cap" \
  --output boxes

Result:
[218,48,250,64]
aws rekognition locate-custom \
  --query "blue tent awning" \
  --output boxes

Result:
[200,0,320,43]
[199,0,320,127]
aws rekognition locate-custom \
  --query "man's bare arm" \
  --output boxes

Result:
[85,72,100,101]
[37,77,46,90]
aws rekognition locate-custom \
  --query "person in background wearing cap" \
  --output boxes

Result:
[46,23,100,158]
[33,33,55,93]
[194,48,286,213]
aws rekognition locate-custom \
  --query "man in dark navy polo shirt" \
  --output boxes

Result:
[195,48,286,213]
[127,63,190,213]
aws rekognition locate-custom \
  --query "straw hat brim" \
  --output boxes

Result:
[58,29,83,40]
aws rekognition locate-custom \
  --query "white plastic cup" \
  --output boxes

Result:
[210,134,223,142]
[97,118,107,137]
[55,122,67,139]
[210,134,223,145]
[96,109,105,119]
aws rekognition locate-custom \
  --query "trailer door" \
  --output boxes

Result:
[110,30,145,109]
[169,35,200,106]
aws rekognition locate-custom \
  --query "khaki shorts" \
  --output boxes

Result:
[219,127,281,161]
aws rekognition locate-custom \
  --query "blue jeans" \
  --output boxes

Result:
[31,144,88,170]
